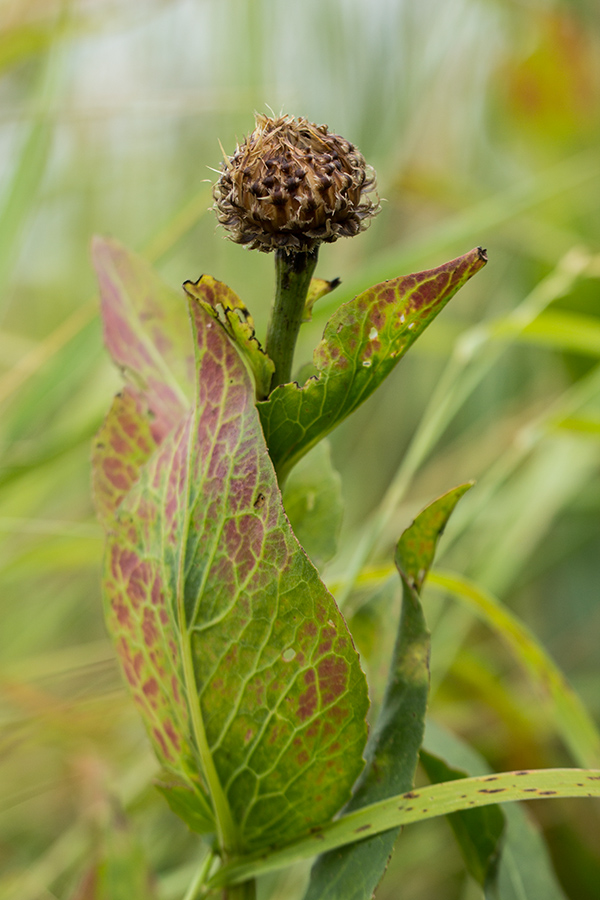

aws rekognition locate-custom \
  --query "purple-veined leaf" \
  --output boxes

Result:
[258,249,487,482]
[92,235,194,424]
[302,483,472,900]
[92,240,369,852]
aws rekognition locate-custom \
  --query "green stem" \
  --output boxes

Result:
[265,248,318,391]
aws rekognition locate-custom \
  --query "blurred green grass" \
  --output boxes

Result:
[1,1,600,898]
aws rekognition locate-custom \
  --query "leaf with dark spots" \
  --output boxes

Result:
[302,484,471,900]
[183,274,274,400]
[92,388,162,525]
[94,242,369,853]
[259,249,487,482]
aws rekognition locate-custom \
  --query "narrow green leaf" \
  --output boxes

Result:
[258,249,487,481]
[282,441,343,569]
[493,309,600,358]
[302,484,472,900]
[93,245,369,853]
[419,749,505,892]
[428,570,600,769]
[424,720,569,900]
[210,768,600,889]
[183,275,274,400]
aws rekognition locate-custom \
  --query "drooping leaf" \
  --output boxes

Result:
[419,749,505,893]
[282,441,343,569]
[93,241,369,853]
[258,249,487,481]
[211,768,600,890]
[424,720,569,900]
[303,276,341,323]
[183,275,274,400]
[302,484,472,900]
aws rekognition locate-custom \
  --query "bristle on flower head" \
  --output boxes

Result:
[213,114,379,253]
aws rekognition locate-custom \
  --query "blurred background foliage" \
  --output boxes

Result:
[0,0,599,898]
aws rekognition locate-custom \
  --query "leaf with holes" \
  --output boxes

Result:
[183,275,274,401]
[92,239,369,853]
[258,249,487,481]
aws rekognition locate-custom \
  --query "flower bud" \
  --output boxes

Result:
[213,114,379,253]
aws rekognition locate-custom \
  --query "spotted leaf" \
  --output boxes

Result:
[93,241,369,852]
[258,248,487,482]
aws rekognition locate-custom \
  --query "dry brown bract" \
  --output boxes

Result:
[213,114,379,253]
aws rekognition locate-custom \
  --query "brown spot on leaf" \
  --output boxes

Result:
[318,656,348,705]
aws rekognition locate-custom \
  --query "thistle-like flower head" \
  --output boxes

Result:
[213,114,379,253]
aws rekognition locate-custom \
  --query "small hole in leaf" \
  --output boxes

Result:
[362,359,372,367]
[282,648,296,662]
[369,327,378,340]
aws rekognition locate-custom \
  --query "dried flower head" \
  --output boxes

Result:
[213,114,379,253]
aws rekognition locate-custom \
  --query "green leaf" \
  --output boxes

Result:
[93,242,369,854]
[493,309,600,358]
[258,249,487,481]
[154,772,215,836]
[303,276,341,323]
[419,749,505,893]
[282,441,343,569]
[70,807,156,900]
[428,570,600,769]
[301,483,472,900]
[424,720,569,900]
[183,275,274,400]
[210,767,600,890]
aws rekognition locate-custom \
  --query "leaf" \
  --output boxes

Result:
[301,484,472,900]
[69,806,156,900]
[210,767,600,890]
[258,249,487,481]
[424,720,569,900]
[282,441,343,569]
[419,749,505,893]
[93,242,369,853]
[183,275,274,400]
[154,772,215,836]
[91,236,193,425]
[427,570,600,769]
[303,276,341,323]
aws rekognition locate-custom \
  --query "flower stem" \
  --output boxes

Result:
[265,248,318,392]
